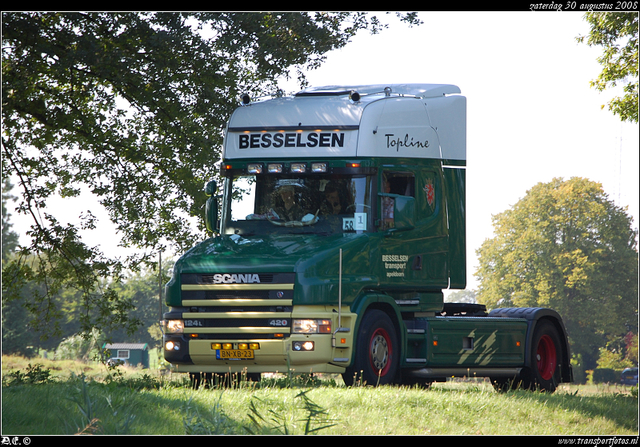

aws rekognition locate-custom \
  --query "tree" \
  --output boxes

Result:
[2,178,19,262]
[2,178,37,355]
[445,289,477,304]
[624,331,638,365]
[475,177,638,369]
[1,12,421,339]
[577,12,639,123]
[105,261,174,348]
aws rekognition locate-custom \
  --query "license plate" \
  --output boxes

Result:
[216,349,254,360]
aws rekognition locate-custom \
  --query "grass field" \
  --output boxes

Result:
[1,355,638,436]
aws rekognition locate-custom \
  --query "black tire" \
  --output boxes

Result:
[343,309,399,386]
[190,372,202,389]
[525,320,564,392]
[245,373,262,383]
[492,320,563,393]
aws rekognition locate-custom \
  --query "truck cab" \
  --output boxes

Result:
[163,84,572,391]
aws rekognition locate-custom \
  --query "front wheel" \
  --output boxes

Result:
[343,310,399,386]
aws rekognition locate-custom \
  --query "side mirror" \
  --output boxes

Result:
[204,181,218,233]
[205,180,217,197]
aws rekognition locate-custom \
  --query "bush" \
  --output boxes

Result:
[55,329,102,362]
[2,363,54,386]
[592,368,620,384]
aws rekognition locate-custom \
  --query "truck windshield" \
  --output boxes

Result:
[222,174,374,236]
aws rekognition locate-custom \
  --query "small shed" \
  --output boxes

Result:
[102,343,149,368]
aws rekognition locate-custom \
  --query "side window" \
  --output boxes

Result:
[383,172,415,197]
[381,171,415,229]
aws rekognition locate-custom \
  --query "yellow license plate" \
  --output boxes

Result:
[216,349,254,360]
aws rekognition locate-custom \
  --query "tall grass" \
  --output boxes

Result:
[1,356,637,436]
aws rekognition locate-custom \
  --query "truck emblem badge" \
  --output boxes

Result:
[424,179,435,209]
[212,273,261,284]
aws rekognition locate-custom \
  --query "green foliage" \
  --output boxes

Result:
[179,385,338,435]
[64,374,138,435]
[1,281,37,355]
[181,393,239,435]
[2,259,167,354]
[260,372,331,388]
[2,363,54,386]
[244,390,337,435]
[55,328,102,361]
[592,368,619,384]
[445,289,477,304]
[571,354,589,385]
[2,178,19,262]
[596,346,634,370]
[2,359,637,436]
[104,262,172,347]
[577,12,639,123]
[475,177,638,368]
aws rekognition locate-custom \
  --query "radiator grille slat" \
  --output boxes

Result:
[179,273,294,340]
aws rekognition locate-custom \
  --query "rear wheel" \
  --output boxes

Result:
[492,320,563,393]
[343,310,399,386]
[522,320,563,392]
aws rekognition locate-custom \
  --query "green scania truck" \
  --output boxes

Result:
[163,84,573,392]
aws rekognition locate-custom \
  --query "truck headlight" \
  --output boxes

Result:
[293,341,315,351]
[165,340,181,351]
[165,319,184,334]
[292,319,331,334]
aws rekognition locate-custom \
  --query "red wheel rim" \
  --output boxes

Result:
[536,335,557,380]
[369,327,392,376]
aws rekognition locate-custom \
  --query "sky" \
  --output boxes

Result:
[9,11,639,291]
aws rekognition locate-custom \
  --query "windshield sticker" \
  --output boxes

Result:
[354,213,367,230]
[343,213,367,232]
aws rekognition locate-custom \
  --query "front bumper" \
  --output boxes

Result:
[164,305,355,374]
[164,334,351,374]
